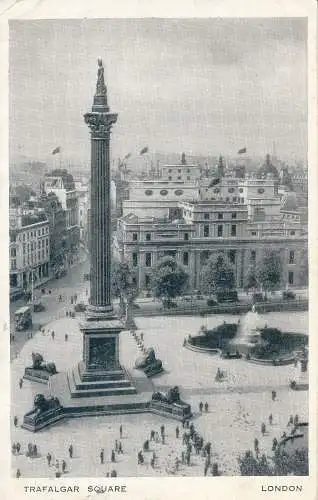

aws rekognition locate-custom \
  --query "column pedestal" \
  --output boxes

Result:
[68,319,137,398]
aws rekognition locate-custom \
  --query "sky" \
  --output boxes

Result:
[9,18,307,165]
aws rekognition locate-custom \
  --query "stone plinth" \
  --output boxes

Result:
[70,319,137,398]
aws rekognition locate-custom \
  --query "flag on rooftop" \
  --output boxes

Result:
[52,146,61,155]
[237,147,247,154]
[208,177,221,188]
[139,146,149,155]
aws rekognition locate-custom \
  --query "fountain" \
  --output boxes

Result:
[230,305,266,354]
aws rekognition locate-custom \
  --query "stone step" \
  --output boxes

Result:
[71,364,133,391]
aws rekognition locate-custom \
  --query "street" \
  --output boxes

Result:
[10,251,90,361]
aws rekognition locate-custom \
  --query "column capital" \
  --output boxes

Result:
[84,112,118,138]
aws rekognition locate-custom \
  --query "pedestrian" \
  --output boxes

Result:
[150,430,155,441]
[62,460,66,473]
[269,414,273,425]
[68,444,73,458]
[155,431,160,443]
[161,433,165,444]
[204,402,209,413]
[71,297,74,305]
[65,333,68,341]
[288,415,294,426]
[254,437,259,453]
[271,390,276,401]
[143,440,149,452]
[46,453,52,466]
[110,470,117,477]
[51,330,55,340]
[150,457,155,468]
[160,424,165,437]
[140,332,144,341]
[115,440,118,452]
[120,424,123,439]
[205,442,211,457]
[16,469,21,479]
[111,449,115,463]
[272,437,278,451]
[294,414,299,426]
[16,442,21,454]
[100,448,104,464]
[19,378,23,389]
[138,451,144,465]
[199,401,203,412]
[118,442,123,454]
[27,443,32,456]
[33,444,37,457]
[66,311,69,317]
[59,294,62,302]
[74,293,77,303]
[261,422,266,436]
[13,416,18,427]
[176,426,179,439]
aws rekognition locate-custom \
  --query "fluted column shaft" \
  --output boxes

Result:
[90,133,112,308]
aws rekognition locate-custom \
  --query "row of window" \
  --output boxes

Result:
[145,189,184,196]
[21,227,49,241]
[22,238,49,253]
[131,250,296,269]
[132,232,190,242]
[203,225,237,237]
[22,249,49,267]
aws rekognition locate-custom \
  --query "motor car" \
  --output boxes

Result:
[283,290,296,300]
[252,292,266,303]
[216,291,238,303]
[33,301,45,312]
[74,302,87,312]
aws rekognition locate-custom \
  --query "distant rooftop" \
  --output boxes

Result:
[44,169,75,191]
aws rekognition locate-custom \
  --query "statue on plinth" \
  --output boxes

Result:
[24,352,57,383]
[135,347,163,377]
[152,385,184,405]
[96,58,107,96]
[31,352,57,374]
[24,393,61,419]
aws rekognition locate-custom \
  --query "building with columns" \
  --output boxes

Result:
[114,174,307,292]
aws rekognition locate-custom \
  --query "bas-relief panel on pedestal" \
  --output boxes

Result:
[88,337,116,370]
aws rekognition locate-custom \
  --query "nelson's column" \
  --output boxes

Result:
[68,59,138,397]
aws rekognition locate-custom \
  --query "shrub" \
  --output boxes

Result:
[260,327,282,344]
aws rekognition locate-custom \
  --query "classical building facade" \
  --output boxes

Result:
[9,209,50,290]
[114,174,307,292]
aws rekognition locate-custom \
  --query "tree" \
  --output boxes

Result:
[14,184,36,204]
[111,260,137,315]
[256,251,282,294]
[245,264,258,292]
[150,257,189,305]
[238,450,272,476]
[201,256,235,296]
